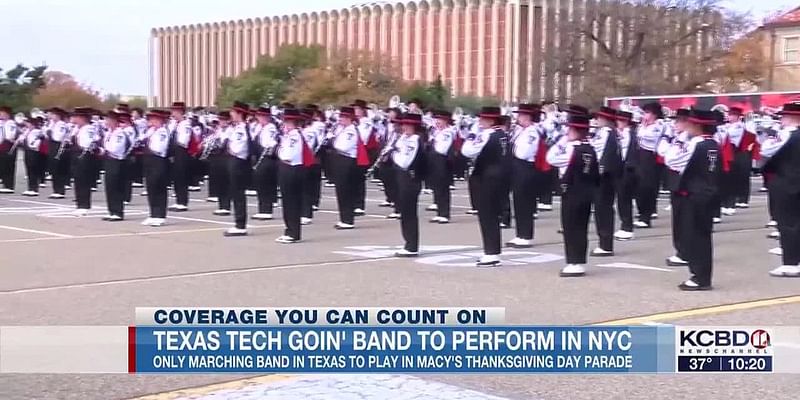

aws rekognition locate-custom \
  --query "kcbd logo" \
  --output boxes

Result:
[680,329,771,349]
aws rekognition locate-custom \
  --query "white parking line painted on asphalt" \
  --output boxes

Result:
[0,223,286,244]
[0,257,394,295]
[0,224,74,238]
[168,216,236,225]
[596,262,673,273]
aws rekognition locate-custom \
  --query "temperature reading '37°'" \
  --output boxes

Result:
[689,357,715,370]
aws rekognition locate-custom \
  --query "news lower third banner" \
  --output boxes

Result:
[0,307,799,374]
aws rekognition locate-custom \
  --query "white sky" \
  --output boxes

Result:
[0,0,794,96]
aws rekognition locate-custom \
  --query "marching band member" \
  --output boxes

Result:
[461,106,512,267]
[711,111,727,223]
[142,109,171,226]
[130,107,148,189]
[634,102,666,228]
[251,106,279,220]
[70,108,101,216]
[760,102,800,278]
[168,102,195,212]
[329,106,367,230]
[590,106,623,256]
[45,107,71,198]
[725,107,759,209]
[21,116,48,196]
[377,108,402,219]
[547,112,599,277]
[664,109,721,291]
[300,106,324,224]
[0,106,18,193]
[352,99,376,216]
[222,101,253,237]
[614,110,638,241]
[393,113,427,257]
[427,110,455,224]
[101,111,135,221]
[207,113,230,207]
[663,109,690,267]
[507,103,549,248]
[276,108,314,243]
[537,101,563,212]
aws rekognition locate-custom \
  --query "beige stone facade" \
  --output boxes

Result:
[148,0,710,107]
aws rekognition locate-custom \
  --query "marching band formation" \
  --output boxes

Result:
[0,98,799,290]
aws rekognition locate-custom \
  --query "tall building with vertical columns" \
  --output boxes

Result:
[149,0,712,107]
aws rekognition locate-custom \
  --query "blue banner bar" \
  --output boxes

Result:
[132,326,675,374]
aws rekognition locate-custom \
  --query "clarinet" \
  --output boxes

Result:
[367,134,399,176]
[252,132,280,171]
[198,134,218,161]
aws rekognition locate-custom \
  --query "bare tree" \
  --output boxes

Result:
[554,0,765,105]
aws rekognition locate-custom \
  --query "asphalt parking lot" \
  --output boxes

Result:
[0,160,798,400]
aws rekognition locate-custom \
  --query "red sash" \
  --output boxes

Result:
[534,139,551,172]
[721,137,734,173]
[356,135,370,167]
[300,136,315,167]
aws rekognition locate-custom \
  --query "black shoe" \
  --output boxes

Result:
[678,280,712,291]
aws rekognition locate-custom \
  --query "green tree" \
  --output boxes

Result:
[446,95,501,115]
[0,64,47,111]
[216,44,325,108]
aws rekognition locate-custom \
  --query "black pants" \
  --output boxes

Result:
[636,150,659,224]
[333,154,358,225]
[378,163,397,203]
[279,163,305,239]
[616,169,637,232]
[428,153,452,219]
[511,159,539,240]
[48,140,70,194]
[253,158,278,214]
[104,158,128,218]
[355,165,368,210]
[471,170,509,256]
[130,153,144,184]
[24,149,46,191]
[561,190,593,264]
[732,151,752,204]
[772,187,800,266]
[674,194,714,286]
[171,146,191,206]
[396,169,421,252]
[537,169,558,206]
[227,156,250,229]
[720,170,736,208]
[72,153,95,209]
[594,173,618,251]
[0,148,16,190]
[670,193,685,260]
[144,154,169,218]
[302,164,322,218]
[209,154,228,204]
[453,154,468,179]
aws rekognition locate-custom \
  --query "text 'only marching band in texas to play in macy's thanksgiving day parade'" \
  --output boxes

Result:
[1,96,799,290]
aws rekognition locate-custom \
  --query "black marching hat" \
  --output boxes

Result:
[478,106,502,119]
[778,103,800,116]
[398,113,423,125]
[567,113,592,129]
[594,106,618,120]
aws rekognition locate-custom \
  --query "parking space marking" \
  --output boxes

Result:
[0,224,74,238]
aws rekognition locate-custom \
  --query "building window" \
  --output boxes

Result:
[784,37,799,64]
